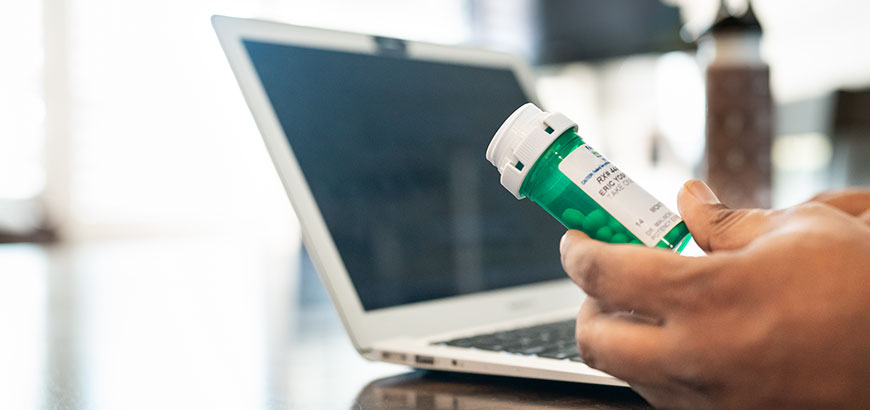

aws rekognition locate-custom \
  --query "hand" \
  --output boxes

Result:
[808,188,870,225]
[560,179,870,409]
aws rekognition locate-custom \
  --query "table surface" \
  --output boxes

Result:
[0,237,650,410]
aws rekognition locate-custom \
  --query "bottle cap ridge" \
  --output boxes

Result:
[486,103,577,199]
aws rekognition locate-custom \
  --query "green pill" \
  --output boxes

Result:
[582,209,608,234]
[660,222,692,251]
[629,239,643,245]
[665,223,687,244]
[607,218,624,232]
[611,233,629,244]
[560,208,585,229]
[595,226,614,241]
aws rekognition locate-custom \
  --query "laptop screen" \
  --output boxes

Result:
[244,39,566,311]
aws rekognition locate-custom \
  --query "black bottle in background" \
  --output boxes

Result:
[699,1,773,209]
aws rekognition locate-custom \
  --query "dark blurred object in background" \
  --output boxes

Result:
[831,89,870,188]
[0,199,56,243]
[469,0,692,64]
[700,1,772,209]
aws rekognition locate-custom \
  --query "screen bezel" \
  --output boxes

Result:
[212,15,584,351]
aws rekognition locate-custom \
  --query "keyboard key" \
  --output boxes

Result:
[435,319,583,363]
[537,347,579,360]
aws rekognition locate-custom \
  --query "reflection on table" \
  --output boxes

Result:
[0,238,649,409]
[355,371,650,410]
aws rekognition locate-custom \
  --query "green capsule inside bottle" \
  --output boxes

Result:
[518,129,690,251]
[487,104,691,251]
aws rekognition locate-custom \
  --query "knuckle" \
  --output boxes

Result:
[709,207,745,237]
[774,202,833,227]
[579,259,603,295]
[563,244,604,294]
[575,322,598,368]
[808,190,834,203]
[660,331,718,393]
[668,258,729,311]
[671,350,720,394]
[758,208,782,223]
[705,207,768,249]
[791,201,829,216]
[578,347,597,369]
[560,245,578,271]
[667,266,705,308]
[577,340,598,369]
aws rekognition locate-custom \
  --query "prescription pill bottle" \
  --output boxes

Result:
[486,103,691,251]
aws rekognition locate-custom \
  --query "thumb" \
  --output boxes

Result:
[677,180,769,253]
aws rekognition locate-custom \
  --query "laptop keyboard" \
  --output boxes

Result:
[434,319,583,362]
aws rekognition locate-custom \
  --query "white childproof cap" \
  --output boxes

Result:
[485,103,577,199]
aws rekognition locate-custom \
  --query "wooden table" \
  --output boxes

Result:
[0,238,650,409]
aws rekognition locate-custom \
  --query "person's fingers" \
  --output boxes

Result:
[677,179,771,252]
[561,230,708,317]
[578,299,716,408]
[859,209,870,227]
[576,298,672,387]
[809,188,870,216]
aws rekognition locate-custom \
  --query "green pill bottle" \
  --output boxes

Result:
[486,103,691,251]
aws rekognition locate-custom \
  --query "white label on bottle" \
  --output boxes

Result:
[558,144,682,247]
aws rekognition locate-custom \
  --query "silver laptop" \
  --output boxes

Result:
[212,15,622,387]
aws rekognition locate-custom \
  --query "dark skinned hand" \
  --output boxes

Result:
[560,180,870,409]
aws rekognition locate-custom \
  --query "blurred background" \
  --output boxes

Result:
[2,0,870,409]
[3,0,870,245]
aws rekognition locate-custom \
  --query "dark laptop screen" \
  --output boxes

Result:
[243,39,566,311]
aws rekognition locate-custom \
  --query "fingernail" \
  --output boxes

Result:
[685,180,720,205]
[560,232,569,253]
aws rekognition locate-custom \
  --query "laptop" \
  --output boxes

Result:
[212,15,622,387]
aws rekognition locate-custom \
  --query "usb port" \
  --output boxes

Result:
[414,355,435,365]
[381,351,407,362]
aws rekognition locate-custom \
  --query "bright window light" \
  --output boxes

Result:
[0,1,44,200]
[66,0,470,240]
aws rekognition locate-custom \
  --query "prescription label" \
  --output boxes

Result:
[558,144,682,247]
